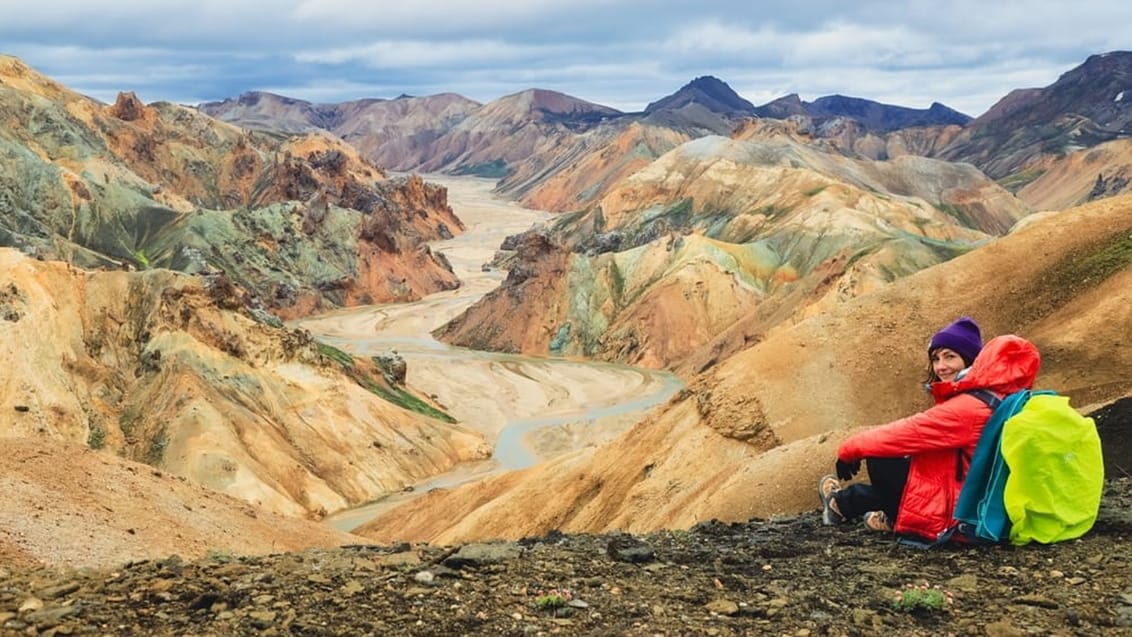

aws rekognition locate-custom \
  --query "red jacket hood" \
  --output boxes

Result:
[931,335,1041,402]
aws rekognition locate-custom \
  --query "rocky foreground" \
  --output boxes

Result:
[1,478,1129,637]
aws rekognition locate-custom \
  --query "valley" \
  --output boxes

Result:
[298,176,684,531]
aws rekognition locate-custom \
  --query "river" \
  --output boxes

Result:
[298,175,683,531]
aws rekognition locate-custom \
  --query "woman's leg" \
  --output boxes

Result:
[834,457,910,521]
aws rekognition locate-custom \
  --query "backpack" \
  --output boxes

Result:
[951,389,1105,545]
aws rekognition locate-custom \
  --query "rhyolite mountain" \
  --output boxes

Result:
[0,247,488,526]
[0,55,463,319]
[645,76,758,115]
[201,90,484,172]
[198,54,1132,231]
[637,75,758,135]
[435,128,1028,368]
[201,75,970,191]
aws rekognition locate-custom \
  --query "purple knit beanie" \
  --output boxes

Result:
[928,316,983,366]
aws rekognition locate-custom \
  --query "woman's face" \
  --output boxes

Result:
[931,347,967,382]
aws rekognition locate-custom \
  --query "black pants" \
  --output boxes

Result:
[834,457,910,523]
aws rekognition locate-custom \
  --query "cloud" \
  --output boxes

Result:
[0,0,1128,115]
[295,40,545,69]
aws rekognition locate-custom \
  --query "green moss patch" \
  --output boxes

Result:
[317,341,455,423]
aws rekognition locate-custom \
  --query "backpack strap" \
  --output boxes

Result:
[954,390,1000,481]
[968,389,1002,410]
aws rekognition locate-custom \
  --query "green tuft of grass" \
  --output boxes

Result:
[1033,230,1132,317]
[891,584,952,613]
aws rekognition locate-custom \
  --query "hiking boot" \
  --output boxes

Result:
[864,510,892,532]
[818,474,845,525]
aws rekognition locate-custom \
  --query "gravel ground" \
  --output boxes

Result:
[2,478,1129,637]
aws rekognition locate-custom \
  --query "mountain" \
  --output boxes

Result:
[415,89,623,177]
[196,90,342,133]
[756,93,971,132]
[938,51,1132,181]
[434,132,1028,369]
[201,91,483,171]
[0,56,462,319]
[481,80,772,213]
[196,52,1132,216]
[0,248,488,525]
[1016,136,1132,210]
[644,76,757,115]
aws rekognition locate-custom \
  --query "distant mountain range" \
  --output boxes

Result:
[200,51,1132,206]
[754,93,971,131]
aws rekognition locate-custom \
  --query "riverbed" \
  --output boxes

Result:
[299,175,683,531]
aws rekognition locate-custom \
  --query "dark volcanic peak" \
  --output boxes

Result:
[644,75,756,116]
[820,94,970,128]
[978,50,1132,132]
[752,93,807,119]
[764,93,972,132]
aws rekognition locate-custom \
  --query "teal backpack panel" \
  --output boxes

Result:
[953,390,1039,543]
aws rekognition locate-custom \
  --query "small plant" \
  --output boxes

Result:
[87,422,107,449]
[891,582,954,613]
[146,427,170,465]
[534,588,573,611]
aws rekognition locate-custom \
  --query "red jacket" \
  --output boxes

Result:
[838,335,1041,541]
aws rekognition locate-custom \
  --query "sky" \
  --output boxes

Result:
[1,0,1129,118]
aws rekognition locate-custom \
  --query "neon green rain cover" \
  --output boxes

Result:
[1001,394,1105,545]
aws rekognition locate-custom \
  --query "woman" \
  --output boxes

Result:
[819,319,1041,543]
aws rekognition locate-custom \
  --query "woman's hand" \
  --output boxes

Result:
[836,459,861,480]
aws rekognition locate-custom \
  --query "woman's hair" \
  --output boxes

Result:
[924,353,941,386]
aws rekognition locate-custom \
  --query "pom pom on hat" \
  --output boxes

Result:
[929,316,983,366]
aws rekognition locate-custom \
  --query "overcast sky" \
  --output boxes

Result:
[2,0,1128,117]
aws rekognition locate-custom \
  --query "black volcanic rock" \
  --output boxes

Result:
[644,76,756,116]
[754,94,970,132]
